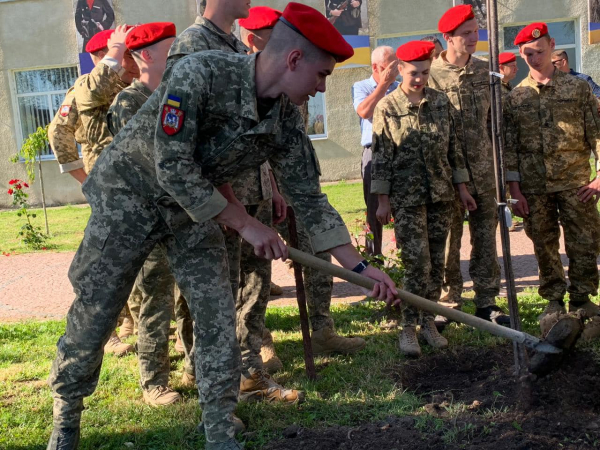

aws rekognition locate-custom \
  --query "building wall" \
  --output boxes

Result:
[0,0,598,207]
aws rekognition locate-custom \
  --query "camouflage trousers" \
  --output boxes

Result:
[224,200,273,375]
[523,188,600,303]
[174,285,195,376]
[443,189,500,307]
[127,245,196,388]
[127,254,195,382]
[47,215,240,444]
[276,213,334,332]
[393,201,452,325]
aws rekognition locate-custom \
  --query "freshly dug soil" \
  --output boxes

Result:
[264,346,600,450]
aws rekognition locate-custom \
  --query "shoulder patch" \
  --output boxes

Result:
[60,105,71,117]
[161,104,185,136]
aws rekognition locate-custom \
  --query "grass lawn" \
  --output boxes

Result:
[3,291,596,450]
[0,182,366,255]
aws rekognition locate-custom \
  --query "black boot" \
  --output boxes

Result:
[47,427,80,450]
[475,305,511,326]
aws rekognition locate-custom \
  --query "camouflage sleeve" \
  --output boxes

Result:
[47,90,84,173]
[583,82,600,160]
[269,110,350,253]
[370,103,393,195]
[447,101,470,184]
[107,90,137,136]
[75,58,122,111]
[154,57,227,223]
[503,97,521,182]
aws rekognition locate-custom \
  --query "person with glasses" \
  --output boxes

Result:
[551,50,600,98]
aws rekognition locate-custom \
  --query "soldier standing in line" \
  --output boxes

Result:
[106,22,189,406]
[499,52,518,95]
[429,4,510,325]
[48,29,136,357]
[45,4,398,449]
[239,7,367,373]
[505,22,600,321]
[372,41,476,356]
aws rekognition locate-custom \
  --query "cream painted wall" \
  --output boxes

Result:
[0,0,599,206]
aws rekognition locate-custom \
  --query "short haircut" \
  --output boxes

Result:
[263,21,332,63]
[421,35,442,47]
[551,49,568,62]
[240,26,271,46]
[371,46,394,65]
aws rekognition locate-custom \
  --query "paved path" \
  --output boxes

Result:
[0,225,594,322]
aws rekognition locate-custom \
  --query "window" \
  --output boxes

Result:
[13,66,79,157]
[307,92,327,139]
[503,20,578,85]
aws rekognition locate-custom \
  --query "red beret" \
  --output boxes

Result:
[438,4,475,33]
[396,41,435,62]
[85,29,115,53]
[499,52,516,64]
[126,22,177,51]
[239,6,282,31]
[514,22,548,46]
[280,2,354,63]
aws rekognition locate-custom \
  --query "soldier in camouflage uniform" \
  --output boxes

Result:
[499,52,518,98]
[46,5,397,449]
[429,4,510,325]
[49,28,136,357]
[165,0,303,404]
[106,22,186,406]
[239,6,366,375]
[372,41,475,357]
[505,22,600,321]
[48,81,89,185]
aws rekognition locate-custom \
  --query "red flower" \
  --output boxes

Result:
[23,182,29,188]
[8,179,17,185]
[7,189,13,195]
[15,184,22,190]
[42,247,47,250]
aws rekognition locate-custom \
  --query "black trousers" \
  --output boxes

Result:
[361,146,383,256]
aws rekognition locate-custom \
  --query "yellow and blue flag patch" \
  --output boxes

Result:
[167,94,182,108]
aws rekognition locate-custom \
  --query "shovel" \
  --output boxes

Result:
[287,247,583,376]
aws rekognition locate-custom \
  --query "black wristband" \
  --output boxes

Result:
[352,259,370,274]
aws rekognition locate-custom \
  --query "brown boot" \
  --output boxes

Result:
[174,333,185,354]
[104,331,134,357]
[439,287,462,308]
[261,328,283,373]
[239,370,304,404]
[538,301,567,321]
[568,300,600,317]
[142,385,182,406]
[270,282,283,296]
[399,326,421,357]
[118,317,135,339]
[311,326,366,355]
[181,372,196,389]
[420,319,448,349]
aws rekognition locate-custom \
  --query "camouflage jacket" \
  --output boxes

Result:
[371,87,469,208]
[48,75,88,173]
[74,57,127,172]
[83,51,348,254]
[504,69,600,194]
[166,16,272,204]
[429,52,495,195]
[107,79,152,136]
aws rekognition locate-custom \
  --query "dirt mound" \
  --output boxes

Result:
[264,346,600,450]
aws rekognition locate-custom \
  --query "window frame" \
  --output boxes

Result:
[9,63,80,161]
